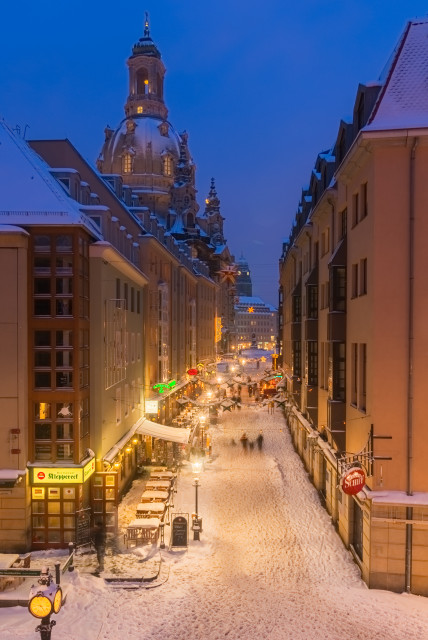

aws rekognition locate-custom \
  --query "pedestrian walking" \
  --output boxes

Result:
[256,431,264,450]
[93,520,106,572]
[249,440,254,451]
[240,432,248,449]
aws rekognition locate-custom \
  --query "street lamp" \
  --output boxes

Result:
[28,567,62,640]
[191,460,203,541]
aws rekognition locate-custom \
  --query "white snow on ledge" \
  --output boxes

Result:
[361,488,428,506]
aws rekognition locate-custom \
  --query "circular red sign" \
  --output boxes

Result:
[187,368,198,376]
[37,472,45,480]
[342,467,365,495]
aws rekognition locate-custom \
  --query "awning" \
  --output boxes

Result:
[103,417,191,463]
[136,418,191,445]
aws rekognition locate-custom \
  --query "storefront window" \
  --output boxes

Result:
[35,423,51,440]
[48,517,61,528]
[48,488,60,499]
[48,531,61,543]
[63,516,75,529]
[32,531,46,543]
[63,530,74,543]
[57,443,74,460]
[48,502,61,514]
[35,402,51,420]
[63,501,75,513]
[32,501,45,514]
[56,423,73,439]
[57,403,73,418]
[33,516,45,529]
[35,443,52,461]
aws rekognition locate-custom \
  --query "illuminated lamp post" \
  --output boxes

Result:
[28,567,62,640]
[191,460,203,541]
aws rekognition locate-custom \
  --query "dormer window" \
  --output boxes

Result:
[163,154,173,177]
[123,153,133,174]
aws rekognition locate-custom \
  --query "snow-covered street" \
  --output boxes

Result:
[2,383,428,639]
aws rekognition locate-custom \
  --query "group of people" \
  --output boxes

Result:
[231,431,264,451]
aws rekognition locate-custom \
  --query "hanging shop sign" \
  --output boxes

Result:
[145,399,159,414]
[341,467,366,495]
[153,380,177,394]
[32,458,95,485]
[187,368,198,376]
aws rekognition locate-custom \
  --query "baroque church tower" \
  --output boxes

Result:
[97,14,236,350]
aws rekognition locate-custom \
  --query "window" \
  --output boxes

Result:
[116,387,121,423]
[359,258,367,295]
[331,342,346,402]
[137,291,141,314]
[307,341,318,386]
[361,183,368,219]
[137,106,143,114]
[163,155,173,177]
[321,229,330,256]
[307,286,318,319]
[330,267,346,312]
[339,208,347,240]
[293,341,302,377]
[359,344,367,411]
[351,343,358,406]
[35,372,51,388]
[352,192,359,227]
[292,295,301,322]
[123,153,132,174]
[351,264,359,298]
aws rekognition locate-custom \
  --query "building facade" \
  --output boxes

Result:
[235,297,277,352]
[279,18,428,595]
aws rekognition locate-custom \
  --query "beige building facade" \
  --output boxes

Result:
[279,19,428,595]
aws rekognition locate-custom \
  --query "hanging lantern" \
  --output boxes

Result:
[187,368,198,376]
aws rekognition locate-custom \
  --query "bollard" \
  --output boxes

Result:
[68,542,75,572]
[55,562,61,585]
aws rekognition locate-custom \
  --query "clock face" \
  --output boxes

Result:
[29,595,52,618]
[53,587,62,614]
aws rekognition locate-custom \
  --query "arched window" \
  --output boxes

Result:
[163,155,173,177]
[186,213,194,228]
[136,68,149,95]
[123,153,132,174]
[156,72,163,99]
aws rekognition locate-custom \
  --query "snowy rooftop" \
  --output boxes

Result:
[367,19,428,130]
[0,120,101,237]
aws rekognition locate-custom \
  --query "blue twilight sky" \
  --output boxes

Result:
[1,0,427,306]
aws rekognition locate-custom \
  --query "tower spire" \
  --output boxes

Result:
[144,11,150,37]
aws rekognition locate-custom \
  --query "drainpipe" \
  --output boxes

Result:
[405,136,418,593]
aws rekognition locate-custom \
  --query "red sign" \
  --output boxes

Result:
[37,471,45,480]
[187,368,198,376]
[342,467,365,495]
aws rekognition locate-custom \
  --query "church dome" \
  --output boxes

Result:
[99,115,181,177]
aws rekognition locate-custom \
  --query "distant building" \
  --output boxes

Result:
[235,296,277,351]
[279,18,428,595]
[235,254,252,297]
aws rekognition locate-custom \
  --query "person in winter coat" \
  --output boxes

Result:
[256,431,264,450]
[240,432,248,449]
[93,521,106,572]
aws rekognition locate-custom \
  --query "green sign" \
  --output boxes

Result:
[153,380,177,394]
